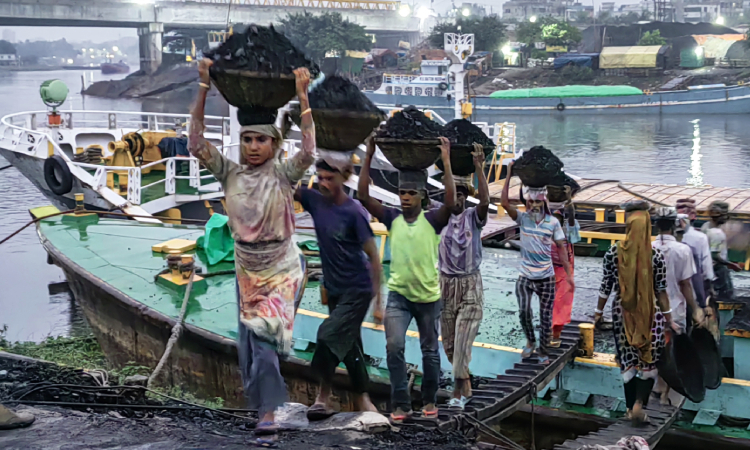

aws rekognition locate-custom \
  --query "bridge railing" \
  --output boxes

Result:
[167,0,399,10]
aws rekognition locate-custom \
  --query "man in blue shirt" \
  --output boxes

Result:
[295,159,383,419]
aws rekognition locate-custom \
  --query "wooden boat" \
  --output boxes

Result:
[32,205,750,446]
[101,62,130,75]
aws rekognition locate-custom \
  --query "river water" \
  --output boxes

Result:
[2,72,750,343]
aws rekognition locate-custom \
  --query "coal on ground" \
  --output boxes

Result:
[205,24,319,77]
[309,75,381,112]
[376,106,443,140]
[442,119,495,149]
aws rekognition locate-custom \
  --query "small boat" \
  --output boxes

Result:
[101,61,130,75]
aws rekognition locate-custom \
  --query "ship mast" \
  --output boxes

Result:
[444,32,474,120]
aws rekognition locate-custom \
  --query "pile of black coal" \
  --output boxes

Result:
[309,75,380,112]
[441,119,495,149]
[513,145,566,188]
[205,24,319,76]
[376,106,443,140]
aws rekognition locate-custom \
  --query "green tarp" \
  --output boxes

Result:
[489,85,644,99]
[197,213,235,266]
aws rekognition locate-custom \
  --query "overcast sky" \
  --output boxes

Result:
[2,0,636,43]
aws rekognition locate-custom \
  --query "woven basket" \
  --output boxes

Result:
[209,67,296,111]
[374,138,441,171]
[435,143,494,176]
[291,109,385,151]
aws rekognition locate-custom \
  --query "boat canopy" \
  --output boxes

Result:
[489,85,643,99]
[600,45,664,68]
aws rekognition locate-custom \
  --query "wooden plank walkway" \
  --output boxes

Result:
[488,178,750,217]
[552,398,684,449]
[402,323,580,432]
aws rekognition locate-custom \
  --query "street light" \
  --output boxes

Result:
[502,45,510,54]
[398,4,411,16]
[112,46,119,52]
[715,16,725,25]
[530,15,538,22]
[462,7,470,16]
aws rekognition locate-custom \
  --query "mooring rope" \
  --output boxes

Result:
[147,269,195,389]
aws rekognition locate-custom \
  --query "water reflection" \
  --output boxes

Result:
[688,119,704,187]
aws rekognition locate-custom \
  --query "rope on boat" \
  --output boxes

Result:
[0,164,13,171]
[148,269,195,389]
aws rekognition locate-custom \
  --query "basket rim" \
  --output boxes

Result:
[374,137,442,145]
[209,68,296,80]
[312,109,386,120]
[450,143,497,151]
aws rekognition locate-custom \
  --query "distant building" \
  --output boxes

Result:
[0,54,18,66]
[601,2,616,12]
[501,0,578,21]
[683,3,721,22]
[2,29,15,43]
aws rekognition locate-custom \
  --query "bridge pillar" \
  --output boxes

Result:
[138,23,163,75]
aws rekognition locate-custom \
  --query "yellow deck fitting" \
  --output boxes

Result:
[579,323,595,358]
[152,239,197,254]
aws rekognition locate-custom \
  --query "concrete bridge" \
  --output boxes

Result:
[0,0,423,72]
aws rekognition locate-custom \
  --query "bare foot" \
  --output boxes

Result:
[354,393,378,413]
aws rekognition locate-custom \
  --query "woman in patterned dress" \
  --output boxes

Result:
[594,202,677,424]
[189,59,315,439]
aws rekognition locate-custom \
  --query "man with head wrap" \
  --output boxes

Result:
[358,135,456,423]
[500,162,574,364]
[295,158,383,419]
[701,201,742,300]
[675,198,715,323]
[437,145,489,409]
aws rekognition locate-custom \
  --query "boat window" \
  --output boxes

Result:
[425,87,433,96]
[415,87,422,96]
[395,87,402,95]
[386,86,392,95]
[404,87,412,95]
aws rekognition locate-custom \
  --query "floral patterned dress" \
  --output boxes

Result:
[599,245,668,383]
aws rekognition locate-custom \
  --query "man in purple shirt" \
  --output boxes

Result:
[295,159,383,419]
[438,145,489,409]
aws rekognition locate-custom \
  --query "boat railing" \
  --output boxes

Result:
[1,110,230,136]
[381,74,420,85]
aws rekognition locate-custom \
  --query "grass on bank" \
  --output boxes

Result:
[0,325,225,409]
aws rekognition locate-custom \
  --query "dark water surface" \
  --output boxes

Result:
[2,74,750,342]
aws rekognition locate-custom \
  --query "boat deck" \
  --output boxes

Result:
[553,398,684,449]
[488,178,750,219]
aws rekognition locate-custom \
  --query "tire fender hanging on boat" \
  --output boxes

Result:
[44,155,73,196]
[438,82,449,91]
[556,102,565,111]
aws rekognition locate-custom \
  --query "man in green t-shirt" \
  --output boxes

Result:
[358,136,456,423]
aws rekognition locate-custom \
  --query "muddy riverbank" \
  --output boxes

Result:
[0,353,480,450]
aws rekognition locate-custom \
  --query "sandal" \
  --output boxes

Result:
[254,421,280,436]
[549,338,562,348]
[522,344,534,358]
[537,354,550,365]
[448,396,471,410]
[306,403,336,421]
[422,403,438,418]
[254,437,278,448]
[389,408,412,424]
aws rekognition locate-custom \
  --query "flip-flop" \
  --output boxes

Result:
[389,410,412,424]
[537,354,550,365]
[549,338,562,348]
[306,403,336,421]
[254,421,280,436]
[447,397,464,409]
[421,405,438,418]
[522,345,534,358]
[254,437,278,448]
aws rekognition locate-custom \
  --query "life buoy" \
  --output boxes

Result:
[438,82,449,91]
[556,103,566,111]
[44,155,73,196]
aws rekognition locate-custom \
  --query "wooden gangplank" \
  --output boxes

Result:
[488,178,750,219]
[552,399,684,449]
[404,323,581,431]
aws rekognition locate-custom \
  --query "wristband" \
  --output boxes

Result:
[594,308,603,314]
[301,108,312,116]
[199,82,210,90]
[663,309,672,314]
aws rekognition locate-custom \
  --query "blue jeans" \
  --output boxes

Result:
[384,291,443,411]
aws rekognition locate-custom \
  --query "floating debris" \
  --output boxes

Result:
[205,24,319,77]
